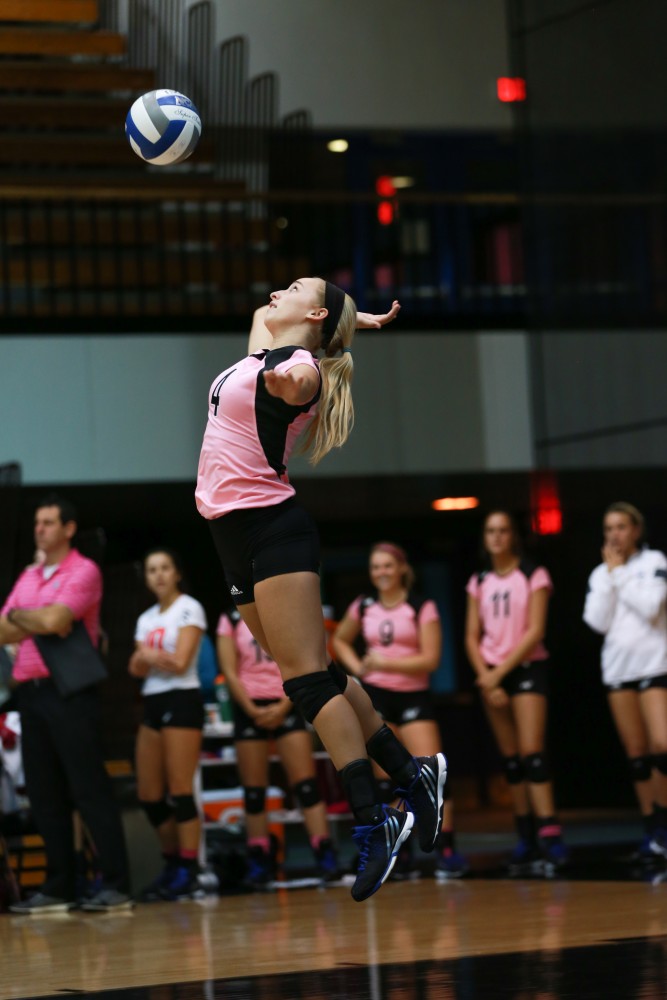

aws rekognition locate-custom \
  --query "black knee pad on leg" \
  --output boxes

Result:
[629,755,653,782]
[140,799,173,828]
[652,753,667,777]
[523,752,551,784]
[283,671,342,724]
[292,778,321,809]
[172,794,198,823]
[328,660,349,693]
[244,786,267,815]
[504,755,525,785]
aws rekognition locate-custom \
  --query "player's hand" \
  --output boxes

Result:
[602,543,625,571]
[254,704,288,729]
[128,651,150,678]
[476,668,501,692]
[263,366,318,406]
[484,687,509,708]
[356,300,401,329]
[361,652,386,673]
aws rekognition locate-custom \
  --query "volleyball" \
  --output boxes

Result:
[125,90,202,166]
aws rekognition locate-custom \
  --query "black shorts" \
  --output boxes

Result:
[208,498,320,606]
[233,698,308,741]
[606,673,667,693]
[361,682,435,726]
[499,661,549,698]
[142,689,204,731]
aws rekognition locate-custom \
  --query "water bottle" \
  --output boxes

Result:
[214,674,233,723]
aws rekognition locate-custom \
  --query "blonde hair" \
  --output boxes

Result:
[604,501,645,541]
[370,541,416,591]
[300,288,356,465]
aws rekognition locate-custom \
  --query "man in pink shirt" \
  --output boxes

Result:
[0,494,130,914]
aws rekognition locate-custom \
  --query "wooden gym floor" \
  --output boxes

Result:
[2,823,667,1000]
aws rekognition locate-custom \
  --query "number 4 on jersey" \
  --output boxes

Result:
[211,369,236,415]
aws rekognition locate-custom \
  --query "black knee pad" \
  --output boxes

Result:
[292,777,321,809]
[504,755,525,785]
[283,670,342,724]
[629,755,653,782]
[328,660,349,693]
[171,794,198,824]
[244,786,267,815]
[523,752,551,784]
[652,753,667,777]
[140,798,173,829]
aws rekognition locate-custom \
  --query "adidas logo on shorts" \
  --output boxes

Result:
[230,585,243,596]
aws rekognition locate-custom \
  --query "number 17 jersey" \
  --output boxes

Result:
[466,562,552,666]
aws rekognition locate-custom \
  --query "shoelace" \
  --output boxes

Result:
[352,824,375,871]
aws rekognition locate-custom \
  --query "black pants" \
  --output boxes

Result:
[16,679,129,900]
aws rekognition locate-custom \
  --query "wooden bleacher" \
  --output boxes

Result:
[0,0,293,320]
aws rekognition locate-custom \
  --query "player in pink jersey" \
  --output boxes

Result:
[216,610,342,887]
[0,494,130,914]
[128,549,207,901]
[465,510,567,876]
[196,277,448,902]
[333,541,467,879]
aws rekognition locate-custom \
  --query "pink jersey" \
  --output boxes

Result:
[216,612,283,700]
[466,562,552,666]
[346,595,440,693]
[196,347,320,519]
[1,549,102,682]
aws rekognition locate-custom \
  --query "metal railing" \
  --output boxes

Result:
[1,187,665,329]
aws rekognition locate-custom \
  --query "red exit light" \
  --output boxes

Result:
[497,77,526,103]
[377,201,395,225]
[376,175,396,197]
[533,508,563,536]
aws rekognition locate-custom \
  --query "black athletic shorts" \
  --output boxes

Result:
[498,660,549,698]
[233,697,308,741]
[208,497,320,605]
[361,681,436,726]
[606,672,667,693]
[142,688,204,731]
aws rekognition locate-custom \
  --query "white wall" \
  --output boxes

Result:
[207,0,513,129]
[0,331,533,484]
[532,330,667,468]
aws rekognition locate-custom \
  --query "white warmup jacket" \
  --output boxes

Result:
[583,547,667,686]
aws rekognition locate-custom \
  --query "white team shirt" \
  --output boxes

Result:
[134,593,207,695]
[583,547,667,685]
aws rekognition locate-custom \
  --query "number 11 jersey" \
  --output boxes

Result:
[466,562,552,666]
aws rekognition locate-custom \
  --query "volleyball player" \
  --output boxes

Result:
[129,549,207,900]
[465,511,567,876]
[196,279,447,902]
[332,541,467,879]
[216,609,342,887]
[583,502,667,861]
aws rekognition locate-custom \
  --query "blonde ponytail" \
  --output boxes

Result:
[300,292,356,465]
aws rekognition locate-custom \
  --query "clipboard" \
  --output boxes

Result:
[33,621,108,698]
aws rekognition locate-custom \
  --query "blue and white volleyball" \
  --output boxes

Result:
[125,90,202,166]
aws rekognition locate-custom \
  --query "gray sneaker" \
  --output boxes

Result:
[79,888,134,912]
[10,892,76,915]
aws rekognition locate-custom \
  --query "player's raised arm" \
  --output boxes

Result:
[248,306,273,354]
